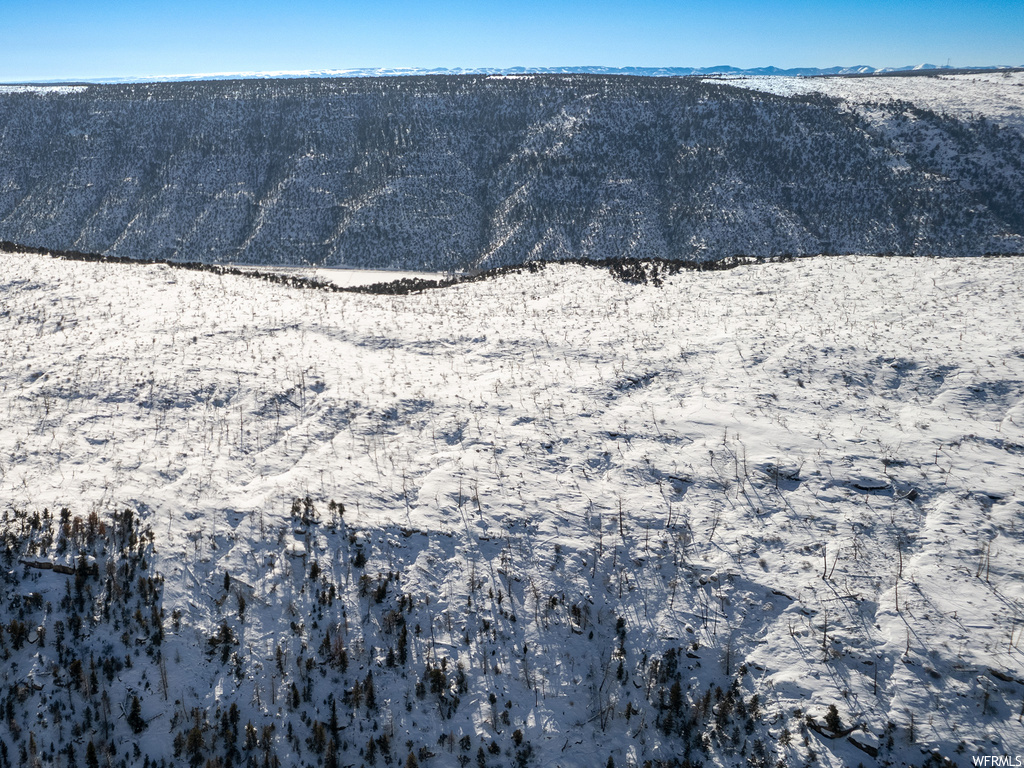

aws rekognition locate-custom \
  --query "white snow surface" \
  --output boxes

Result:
[727,71,1024,134]
[2,251,1024,766]
[0,84,89,94]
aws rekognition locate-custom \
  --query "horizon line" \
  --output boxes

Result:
[4,63,1023,87]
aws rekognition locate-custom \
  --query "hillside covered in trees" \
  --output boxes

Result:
[1,74,1022,270]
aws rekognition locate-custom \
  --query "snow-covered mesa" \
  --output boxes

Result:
[1,250,1022,767]
[729,70,1024,134]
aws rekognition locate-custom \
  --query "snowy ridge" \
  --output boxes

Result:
[1,251,1022,767]
[1,75,1023,272]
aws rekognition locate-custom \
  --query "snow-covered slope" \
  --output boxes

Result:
[730,70,1024,135]
[1,75,1023,271]
[1,250,1022,767]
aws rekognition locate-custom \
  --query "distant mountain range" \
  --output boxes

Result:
[9,63,1022,85]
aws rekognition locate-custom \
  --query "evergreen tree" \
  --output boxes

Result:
[128,694,147,733]
[364,671,376,711]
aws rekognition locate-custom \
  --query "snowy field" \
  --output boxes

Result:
[1,250,1023,767]
[727,71,1024,134]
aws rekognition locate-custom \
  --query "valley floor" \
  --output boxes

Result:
[1,251,1022,768]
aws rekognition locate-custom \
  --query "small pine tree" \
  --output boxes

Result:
[364,671,376,711]
[397,625,409,665]
[186,723,205,767]
[669,680,683,715]
[825,704,842,733]
[128,694,147,733]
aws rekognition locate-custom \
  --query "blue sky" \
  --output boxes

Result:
[1,0,1021,82]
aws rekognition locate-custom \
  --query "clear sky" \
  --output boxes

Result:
[1,0,1021,82]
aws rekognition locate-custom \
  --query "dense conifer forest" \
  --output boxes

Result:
[1,75,1022,270]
